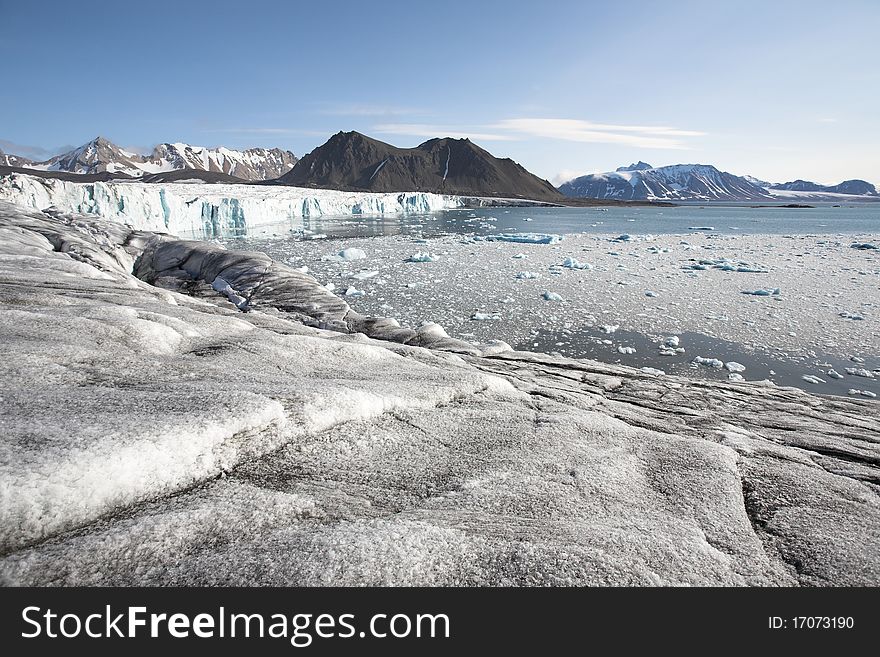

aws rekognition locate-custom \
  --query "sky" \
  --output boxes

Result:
[1,0,878,185]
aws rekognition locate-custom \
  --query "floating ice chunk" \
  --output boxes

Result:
[512,253,527,259]
[848,389,878,398]
[486,233,563,244]
[323,282,336,292]
[801,374,826,385]
[827,369,843,379]
[471,312,500,321]
[664,336,680,348]
[689,226,715,231]
[851,356,865,363]
[350,270,379,281]
[644,291,658,297]
[640,367,665,376]
[742,288,781,296]
[724,361,746,373]
[542,291,563,302]
[838,312,865,320]
[599,324,619,334]
[617,346,636,354]
[728,373,745,382]
[845,367,875,378]
[324,247,367,262]
[693,356,724,369]
[614,234,634,242]
[406,252,439,263]
[516,271,541,280]
[211,277,248,310]
[344,286,365,297]
[850,242,879,250]
[562,256,592,270]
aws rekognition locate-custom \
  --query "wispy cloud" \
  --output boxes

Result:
[372,123,518,142]
[551,169,590,186]
[491,118,705,149]
[370,118,705,149]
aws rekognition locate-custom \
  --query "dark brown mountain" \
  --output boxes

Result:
[275,131,564,202]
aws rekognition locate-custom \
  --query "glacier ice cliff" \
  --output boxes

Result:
[0,172,465,237]
[0,200,878,586]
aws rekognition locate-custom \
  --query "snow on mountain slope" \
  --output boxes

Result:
[22,137,297,181]
[0,172,464,236]
[559,163,773,201]
[0,148,35,168]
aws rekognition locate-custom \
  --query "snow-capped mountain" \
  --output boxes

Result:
[0,148,35,168]
[559,163,879,202]
[17,137,297,181]
[770,179,877,195]
[559,163,773,201]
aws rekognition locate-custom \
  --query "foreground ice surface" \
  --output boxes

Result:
[0,172,465,237]
[0,201,878,586]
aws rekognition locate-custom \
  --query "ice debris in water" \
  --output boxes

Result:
[848,389,878,398]
[728,373,745,382]
[326,247,367,262]
[562,256,592,270]
[742,288,781,296]
[827,369,844,379]
[694,356,724,369]
[801,374,826,385]
[640,367,665,376]
[845,368,875,379]
[664,336,680,347]
[485,233,563,245]
[471,312,501,321]
[344,286,366,297]
[406,252,439,263]
[724,362,746,373]
[542,291,563,302]
[645,291,658,297]
[599,324,619,334]
[349,270,379,281]
[617,346,636,354]
[516,271,541,280]
[850,242,878,250]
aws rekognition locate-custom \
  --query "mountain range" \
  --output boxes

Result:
[558,162,878,202]
[1,137,297,181]
[2,135,876,203]
[276,131,563,201]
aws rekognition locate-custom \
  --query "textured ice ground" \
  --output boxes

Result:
[0,172,464,236]
[232,231,879,391]
[1,201,878,586]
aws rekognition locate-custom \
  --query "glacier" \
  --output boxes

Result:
[0,172,465,237]
[0,201,878,586]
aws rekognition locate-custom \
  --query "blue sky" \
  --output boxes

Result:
[2,0,877,184]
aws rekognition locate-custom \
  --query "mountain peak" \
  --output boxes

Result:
[15,137,296,181]
[616,161,653,172]
[277,131,561,201]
